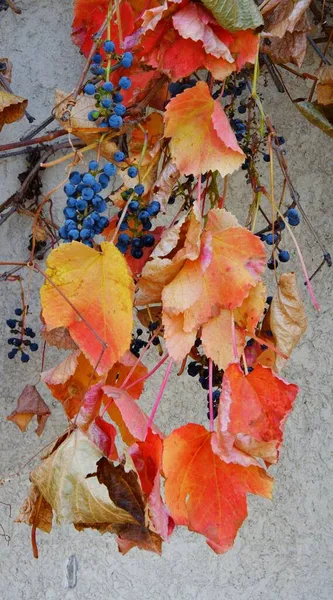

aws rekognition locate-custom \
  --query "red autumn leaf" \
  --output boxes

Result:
[102,385,152,445]
[164,81,244,177]
[163,423,273,553]
[7,385,51,436]
[72,0,135,57]
[217,363,299,465]
[130,429,173,539]
[125,0,259,81]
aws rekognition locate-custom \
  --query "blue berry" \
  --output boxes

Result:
[103,81,114,92]
[134,184,144,196]
[119,221,128,231]
[21,352,30,363]
[98,121,109,128]
[6,319,17,329]
[131,247,143,259]
[91,181,102,193]
[83,216,94,228]
[8,349,17,359]
[147,200,160,216]
[97,216,109,229]
[76,199,88,211]
[267,258,278,270]
[24,327,35,338]
[68,229,80,240]
[118,233,131,245]
[92,53,102,64]
[88,110,100,122]
[59,225,68,239]
[109,114,123,128]
[238,105,246,114]
[81,187,95,201]
[128,200,139,213]
[114,151,125,162]
[14,308,23,316]
[128,166,138,178]
[82,173,95,186]
[65,219,76,230]
[119,76,131,90]
[138,210,150,221]
[142,234,155,247]
[187,361,201,377]
[30,343,39,352]
[260,234,267,242]
[266,233,278,245]
[90,211,100,222]
[113,92,124,103]
[101,98,112,109]
[116,242,127,254]
[263,153,270,162]
[12,338,21,347]
[103,162,117,177]
[89,160,98,171]
[104,40,115,53]
[266,296,273,305]
[83,240,94,247]
[131,237,143,248]
[63,207,77,219]
[95,200,107,213]
[69,171,81,185]
[66,197,77,208]
[287,208,300,226]
[84,83,96,95]
[64,183,76,197]
[142,220,152,231]
[114,103,126,116]
[99,173,110,188]
[278,250,290,263]
[278,136,285,145]
[80,228,91,240]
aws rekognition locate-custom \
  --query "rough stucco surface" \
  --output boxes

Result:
[0,2,332,599]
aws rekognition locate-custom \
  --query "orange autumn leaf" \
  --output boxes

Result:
[234,281,266,334]
[128,112,164,166]
[0,90,28,131]
[163,423,273,553]
[218,363,299,465]
[164,81,244,177]
[201,309,246,370]
[40,242,134,375]
[102,385,151,446]
[105,351,148,400]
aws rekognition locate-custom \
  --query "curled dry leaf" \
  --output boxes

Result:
[30,428,162,555]
[7,385,51,436]
[217,363,299,465]
[41,326,78,351]
[163,423,273,553]
[0,90,28,131]
[295,100,333,138]
[152,161,179,211]
[15,485,53,533]
[54,90,118,160]
[268,272,307,370]
[164,81,244,177]
[40,242,134,375]
[316,66,333,107]
[261,0,311,67]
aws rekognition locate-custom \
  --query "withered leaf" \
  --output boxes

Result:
[295,100,333,138]
[0,90,28,131]
[316,66,333,107]
[41,325,78,351]
[7,385,51,436]
[269,272,307,370]
[15,484,53,533]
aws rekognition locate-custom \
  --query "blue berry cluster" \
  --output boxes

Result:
[187,354,223,421]
[83,39,133,130]
[59,160,113,246]
[260,210,301,270]
[6,308,38,362]
[230,118,247,142]
[168,79,196,98]
[115,184,161,259]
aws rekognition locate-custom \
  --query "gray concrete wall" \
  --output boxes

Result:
[0,2,332,599]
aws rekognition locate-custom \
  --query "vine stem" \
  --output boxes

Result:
[208,358,214,432]
[146,358,174,432]
[120,324,163,388]
[126,352,169,391]
[273,204,320,310]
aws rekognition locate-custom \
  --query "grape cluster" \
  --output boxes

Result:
[83,39,133,130]
[187,354,223,421]
[168,79,196,98]
[115,184,161,259]
[6,308,38,362]
[230,118,247,142]
[130,328,148,358]
[260,208,300,270]
[59,160,112,246]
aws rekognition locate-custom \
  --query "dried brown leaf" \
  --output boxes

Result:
[15,484,53,533]
[0,90,28,131]
[41,326,78,351]
[7,385,51,436]
[316,66,333,107]
[152,161,180,211]
[269,272,307,370]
